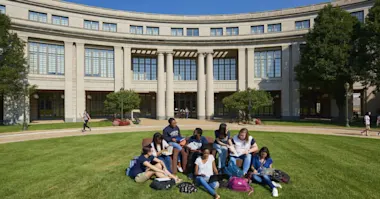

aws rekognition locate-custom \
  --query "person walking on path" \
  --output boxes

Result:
[185,107,190,119]
[361,112,371,136]
[82,110,91,132]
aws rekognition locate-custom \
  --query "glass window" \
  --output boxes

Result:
[187,28,199,36]
[254,50,282,78]
[52,15,69,26]
[147,27,159,35]
[130,25,143,34]
[226,27,239,36]
[351,11,364,23]
[132,57,157,80]
[103,23,117,32]
[28,42,64,75]
[85,48,114,78]
[171,28,183,36]
[0,5,5,14]
[213,58,237,80]
[211,28,223,36]
[251,25,264,34]
[84,20,99,30]
[174,58,196,80]
[268,23,281,32]
[295,20,310,30]
[29,11,47,23]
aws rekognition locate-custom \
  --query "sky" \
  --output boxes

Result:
[64,0,330,15]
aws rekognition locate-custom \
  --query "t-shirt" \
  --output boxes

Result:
[163,125,181,143]
[150,140,169,157]
[214,130,231,144]
[129,155,154,178]
[188,136,209,145]
[364,115,370,125]
[195,155,215,178]
[252,155,273,173]
[231,135,256,156]
[83,112,90,120]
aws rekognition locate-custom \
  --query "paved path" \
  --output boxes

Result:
[0,119,379,144]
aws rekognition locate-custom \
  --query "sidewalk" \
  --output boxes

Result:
[0,119,379,144]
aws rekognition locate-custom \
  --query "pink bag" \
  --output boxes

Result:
[228,177,254,195]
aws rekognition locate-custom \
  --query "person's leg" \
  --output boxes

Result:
[83,122,86,131]
[262,175,276,189]
[135,171,154,183]
[196,176,216,196]
[158,156,172,173]
[251,174,263,184]
[220,146,228,169]
[242,154,252,174]
[213,143,223,169]
[230,156,237,165]
[169,142,182,151]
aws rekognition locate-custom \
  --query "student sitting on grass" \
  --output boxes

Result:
[128,145,182,184]
[213,123,231,171]
[163,118,185,172]
[250,147,282,197]
[186,128,209,175]
[151,132,172,173]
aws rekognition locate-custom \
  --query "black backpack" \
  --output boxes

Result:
[177,182,198,194]
[150,179,176,190]
[271,169,290,184]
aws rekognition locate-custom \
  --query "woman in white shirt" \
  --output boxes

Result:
[194,147,220,199]
[361,112,371,136]
[151,132,172,173]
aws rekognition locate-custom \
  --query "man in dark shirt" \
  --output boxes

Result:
[186,128,209,175]
[163,118,184,172]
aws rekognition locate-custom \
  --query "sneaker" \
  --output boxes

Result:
[272,181,282,189]
[177,166,183,173]
[378,132,380,136]
[89,127,92,131]
[272,188,279,197]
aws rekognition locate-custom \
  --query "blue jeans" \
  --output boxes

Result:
[158,155,172,173]
[196,176,218,196]
[213,143,228,169]
[169,142,182,163]
[252,174,275,189]
[230,154,252,174]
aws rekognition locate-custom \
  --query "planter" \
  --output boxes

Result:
[119,120,130,126]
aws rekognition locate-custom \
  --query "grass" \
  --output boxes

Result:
[0,130,379,199]
[262,119,378,129]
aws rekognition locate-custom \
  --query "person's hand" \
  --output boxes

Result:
[157,151,162,156]
[171,138,176,142]
[244,150,249,155]
[201,174,206,177]
[253,170,258,174]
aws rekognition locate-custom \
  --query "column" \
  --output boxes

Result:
[246,48,255,89]
[197,52,206,120]
[166,52,174,119]
[206,52,214,120]
[123,47,132,90]
[290,43,300,119]
[156,52,165,120]
[281,44,291,119]
[114,46,123,91]
[64,41,74,122]
[76,43,85,122]
[238,48,246,91]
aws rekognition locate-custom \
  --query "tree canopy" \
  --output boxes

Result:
[104,90,141,116]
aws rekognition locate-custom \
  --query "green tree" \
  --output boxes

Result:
[295,5,360,120]
[104,90,141,118]
[222,88,272,122]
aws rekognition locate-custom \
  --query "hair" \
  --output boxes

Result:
[152,132,164,153]
[218,123,228,138]
[239,128,249,142]
[201,145,212,153]
[168,118,175,124]
[365,112,370,116]
[194,128,203,136]
[258,147,271,159]
[142,145,152,155]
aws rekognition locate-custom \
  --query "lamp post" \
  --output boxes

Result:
[344,82,350,127]
[120,87,124,120]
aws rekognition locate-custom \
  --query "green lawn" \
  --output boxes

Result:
[262,119,377,129]
[0,130,379,199]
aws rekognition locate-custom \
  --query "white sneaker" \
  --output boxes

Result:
[177,166,183,173]
[272,188,279,197]
[272,181,282,189]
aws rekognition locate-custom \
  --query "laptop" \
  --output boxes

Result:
[209,174,230,183]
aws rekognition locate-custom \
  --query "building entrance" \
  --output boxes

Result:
[174,93,197,118]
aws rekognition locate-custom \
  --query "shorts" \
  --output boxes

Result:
[135,172,150,183]
[366,125,370,130]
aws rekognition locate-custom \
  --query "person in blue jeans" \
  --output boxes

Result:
[213,123,231,170]
[194,147,220,199]
[163,118,184,172]
[228,128,258,175]
[150,132,172,173]
[251,147,282,197]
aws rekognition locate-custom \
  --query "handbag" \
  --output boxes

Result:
[150,178,176,190]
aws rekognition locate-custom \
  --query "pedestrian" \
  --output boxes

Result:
[361,112,371,136]
[82,110,91,132]
[185,107,190,119]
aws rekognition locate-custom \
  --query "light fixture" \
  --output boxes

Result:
[33,93,39,99]
[87,95,92,100]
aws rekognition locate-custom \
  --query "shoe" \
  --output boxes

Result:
[89,128,92,131]
[272,188,279,197]
[378,132,380,136]
[272,181,282,189]
[177,167,183,173]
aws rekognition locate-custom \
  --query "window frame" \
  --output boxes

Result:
[28,42,65,75]
[186,28,199,37]
[295,20,310,30]
[29,11,48,23]
[226,27,239,36]
[254,50,282,78]
[52,15,69,26]
[130,25,143,34]
[213,58,237,80]
[85,48,114,78]
[351,11,365,23]
[210,28,223,36]
[103,22,117,32]
[132,56,157,80]
[146,26,159,35]
[267,23,282,33]
[251,25,264,34]
[0,5,6,14]
[171,28,184,36]
[84,20,99,30]
[173,58,197,80]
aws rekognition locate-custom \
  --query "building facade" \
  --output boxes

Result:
[0,0,377,123]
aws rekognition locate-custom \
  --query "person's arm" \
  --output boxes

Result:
[212,161,218,175]
[269,164,273,168]
[143,161,165,173]
[162,129,172,143]
[248,143,259,154]
[153,157,167,170]
[194,164,200,176]
[178,127,181,137]
[216,138,227,146]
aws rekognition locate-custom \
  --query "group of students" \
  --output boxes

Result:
[128,118,282,198]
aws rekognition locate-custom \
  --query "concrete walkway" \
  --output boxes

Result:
[0,119,379,144]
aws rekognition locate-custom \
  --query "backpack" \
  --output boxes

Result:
[228,177,254,195]
[150,178,176,190]
[125,156,139,176]
[224,160,244,178]
[177,182,198,194]
[271,169,290,184]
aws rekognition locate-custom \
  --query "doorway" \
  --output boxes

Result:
[174,93,197,118]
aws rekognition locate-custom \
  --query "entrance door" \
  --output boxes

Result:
[174,93,197,118]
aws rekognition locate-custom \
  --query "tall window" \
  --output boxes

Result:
[251,25,264,34]
[84,20,99,30]
[85,48,114,78]
[103,23,117,32]
[351,11,364,23]
[52,15,68,26]
[29,42,64,75]
[147,27,159,35]
[130,25,143,34]
[226,27,239,36]
[132,57,157,80]
[187,28,199,36]
[268,24,281,32]
[171,28,183,36]
[295,20,310,30]
[211,28,223,36]
[174,59,196,80]
[0,5,5,14]
[254,50,281,78]
[213,58,237,80]
[29,11,47,23]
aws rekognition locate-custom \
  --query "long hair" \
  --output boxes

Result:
[218,123,227,138]
[258,147,271,159]
[152,132,163,153]
[239,128,249,142]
